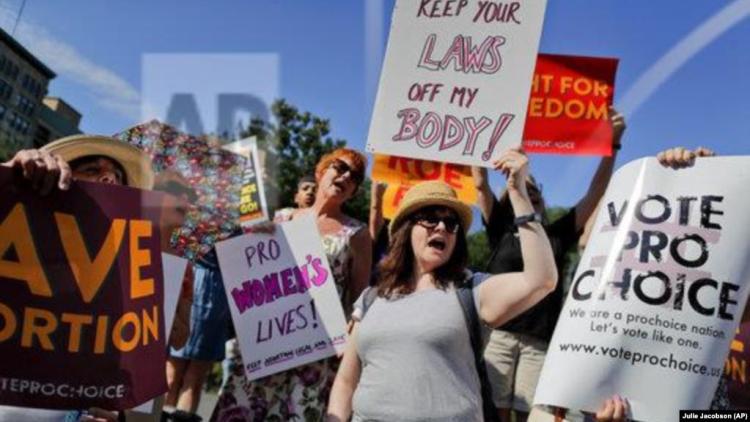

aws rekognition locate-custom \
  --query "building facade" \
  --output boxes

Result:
[0,27,56,160]
[36,96,82,147]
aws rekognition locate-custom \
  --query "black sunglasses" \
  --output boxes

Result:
[329,159,364,185]
[159,180,198,202]
[412,212,461,234]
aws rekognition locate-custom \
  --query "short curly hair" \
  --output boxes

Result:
[314,148,367,185]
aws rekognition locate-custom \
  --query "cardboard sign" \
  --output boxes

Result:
[216,214,347,381]
[366,0,547,167]
[0,168,167,410]
[371,154,477,219]
[223,137,270,227]
[523,54,619,156]
[534,157,750,421]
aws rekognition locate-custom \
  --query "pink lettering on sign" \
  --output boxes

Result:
[418,34,506,74]
[231,254,329,314]
[391,108,515,161]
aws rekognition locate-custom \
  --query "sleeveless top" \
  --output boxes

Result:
[278,211,365,316]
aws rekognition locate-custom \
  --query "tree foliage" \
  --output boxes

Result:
[241,99,371,222]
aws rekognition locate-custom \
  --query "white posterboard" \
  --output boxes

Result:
[132,253,187,415]
[535,157,750,422]
[366,0,547,167]
[216,214,347,381]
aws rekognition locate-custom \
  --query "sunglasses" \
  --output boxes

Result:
[159,180,198,202]
[329,159,364,185]
[412,212,461,234]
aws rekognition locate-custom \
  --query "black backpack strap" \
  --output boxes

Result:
[455,277,500,422]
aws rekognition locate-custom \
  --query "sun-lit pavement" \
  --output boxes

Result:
[197,390,218,421]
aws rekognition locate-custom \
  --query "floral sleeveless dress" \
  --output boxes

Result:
[210,216,365,422]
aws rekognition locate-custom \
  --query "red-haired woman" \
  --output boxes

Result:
[212,148,372,422]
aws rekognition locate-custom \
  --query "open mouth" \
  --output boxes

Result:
[427,238,446,251]
[332,180,347,190]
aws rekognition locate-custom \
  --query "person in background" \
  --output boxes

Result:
[154,171,223,422]
[165,246,230,422]
[154,170,197,351]
[211,148,372,422]
[0,135,154,422]
[471,110,626,422]
[326,149,557,421]
[368,181,390,270]
[273,174,317,220]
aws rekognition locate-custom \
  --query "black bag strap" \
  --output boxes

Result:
[455,276,500,422]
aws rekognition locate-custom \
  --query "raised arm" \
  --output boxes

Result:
[574,108,626,231]
[326,323,363,421]
[470,165,495,223]
[478,149,557,327]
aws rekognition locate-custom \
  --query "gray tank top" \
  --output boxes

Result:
[351,273,489,421]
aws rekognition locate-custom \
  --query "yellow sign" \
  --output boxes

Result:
[372,154,477,219]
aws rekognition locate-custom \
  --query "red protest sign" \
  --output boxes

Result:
[522,53,619,156]
[0,168,166,410]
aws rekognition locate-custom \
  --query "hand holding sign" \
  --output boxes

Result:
[657,146,715,169]
[2,149,72,193]
[492,148,529,195]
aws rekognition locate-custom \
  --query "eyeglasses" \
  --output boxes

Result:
[329,159,364,185]
[158,180,198,202]
[413,213,461,234]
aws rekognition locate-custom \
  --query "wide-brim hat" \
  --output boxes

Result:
[42,135,154,190]
[389,180,473,237]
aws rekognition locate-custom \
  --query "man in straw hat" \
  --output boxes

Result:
[1,136,155,422]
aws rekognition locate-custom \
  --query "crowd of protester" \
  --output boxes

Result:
[0,109,730,422]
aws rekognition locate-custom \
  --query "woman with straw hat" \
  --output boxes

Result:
[1,135,153,422]
[326,148,558,422]
[2,134,154,192]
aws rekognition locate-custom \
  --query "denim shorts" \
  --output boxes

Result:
[170,262,230,362]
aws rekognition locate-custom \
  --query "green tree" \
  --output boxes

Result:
[241,99,371,222]
[467,231,491,271]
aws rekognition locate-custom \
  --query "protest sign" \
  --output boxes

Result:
[534,157,750,421]
[366,0,547,167]
[223,137,270,227]
[130,253,186,416]
[371,154,477,219]
[523,54,619,156]
[115,120,248,261]
[0,168,167,410]
[216,214,347,381]
[726,324,750,408]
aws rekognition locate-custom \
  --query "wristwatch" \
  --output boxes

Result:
[514,212,543,226]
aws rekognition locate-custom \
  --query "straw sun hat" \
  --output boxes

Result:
[42,134,154,190]
[389,181,473,237]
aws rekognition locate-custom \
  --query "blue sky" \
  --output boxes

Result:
[2,0,748,213]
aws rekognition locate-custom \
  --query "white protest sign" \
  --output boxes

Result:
[366,0,547,167]
[535,157,750,422]
[132,253,187,414]
[216,214,347,381]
